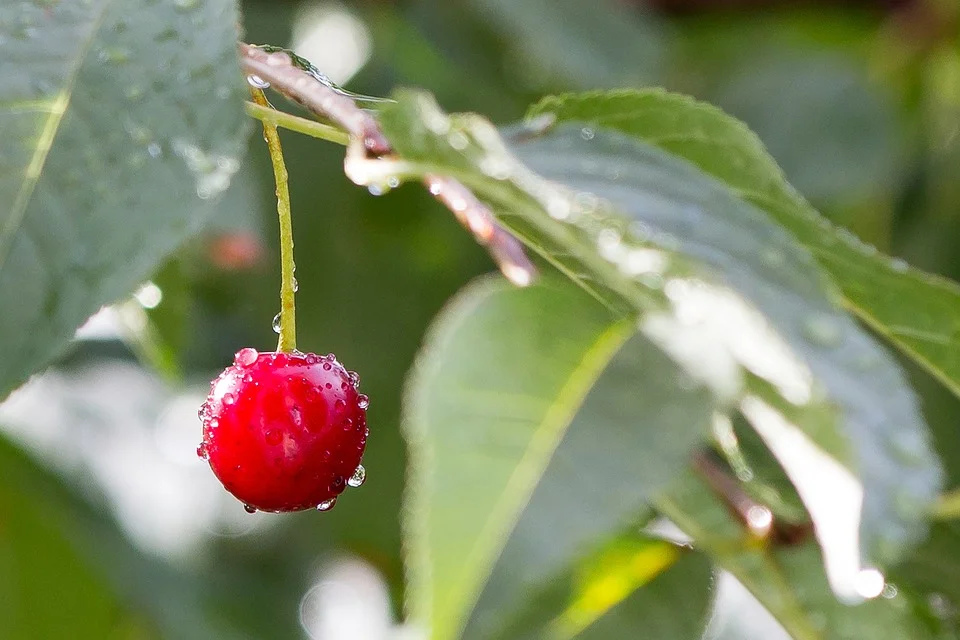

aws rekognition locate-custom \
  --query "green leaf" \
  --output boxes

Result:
[482,532,714,640]
[403,276,714,640]
[0,444,147,639]
[526,89,960,401]
[374,90,941,591]
[0,0,249,399]
[657,471,940,640]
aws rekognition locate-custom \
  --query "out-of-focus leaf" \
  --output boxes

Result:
[527,89,960,402]
[484,531,713,640]
[709,53,899,205]
[0,0,249,399]
[0,444,144,639]
[0,433,254,640]
[372,91,941,599]
[656,471,940,640]
[466,0,666,91]
[403,277,714,640]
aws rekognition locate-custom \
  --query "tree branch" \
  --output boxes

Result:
[237,42,537,286]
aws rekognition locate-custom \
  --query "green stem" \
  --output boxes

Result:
[251,89,298,353]
[245,101,349,146]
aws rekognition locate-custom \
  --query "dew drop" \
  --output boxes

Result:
[801,314,843,347]
[292,277,299,292]
[316,498,337,511]
[367,183,388,196]
[234,347,259,367]
[854,568,886,599]
[272,313,282,334]
[208,417,219,429]
[322,362,332,371]
[357,394,370,409]
[266,430,283,445]
[580,126,595,140]
[196,443,208,459]
[222,393,236,406]
[342,418,354,430]
[335,399,346,411]
[890,257,909,273]
[347,371,360,388]
[928,593,955,620]
[348,465,366,487]
[305,353,319,365]
[246,74,270,89]
[243,504,257,514]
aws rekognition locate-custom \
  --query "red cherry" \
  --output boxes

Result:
[198,348,369,512]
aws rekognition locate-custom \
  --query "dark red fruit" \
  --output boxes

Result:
[197,349,369,513]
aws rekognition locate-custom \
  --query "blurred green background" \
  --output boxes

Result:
[2,0,959,638]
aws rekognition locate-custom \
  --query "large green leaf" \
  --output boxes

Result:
[657,471,941,640]
[527,89,960,399]
[403,277,714,640]
[0,0,249,399]
[372,90,941,594]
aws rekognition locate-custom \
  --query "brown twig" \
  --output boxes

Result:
[692,449,813,545]
[237,43,537,285]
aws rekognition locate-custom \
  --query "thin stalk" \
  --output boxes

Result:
[251,88,297,352]
[245,101,349,146]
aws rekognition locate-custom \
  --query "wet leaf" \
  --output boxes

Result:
[0,0,249,399]
[527,89,960,401]
[374,90,941,599]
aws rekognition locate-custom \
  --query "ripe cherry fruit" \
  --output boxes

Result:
[198,348,369,513]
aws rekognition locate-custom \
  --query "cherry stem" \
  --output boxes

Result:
[245,101,349,146]
[251,87,297,353]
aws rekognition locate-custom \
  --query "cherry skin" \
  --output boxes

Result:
[198,349,369,512]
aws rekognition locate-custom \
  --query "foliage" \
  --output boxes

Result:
[2,1,960,639]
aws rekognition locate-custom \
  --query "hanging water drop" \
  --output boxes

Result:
[246,74,270,89]
[316,498,337,511]
[348,465,366,487]
[272,312,282,334]
[243,504,257,514]
[347,371,360,388]
[357,394,369,409]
